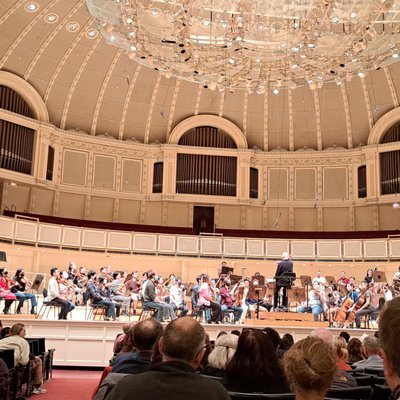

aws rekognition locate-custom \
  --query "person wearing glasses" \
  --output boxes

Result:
[107,317,230,400]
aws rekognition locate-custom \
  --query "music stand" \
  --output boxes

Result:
[230,274,242,285]
[300,275,312,308]
[31,274,44,292]
[221,266,234,275]
[252,275,265,285]
[372,271,387,283]
[250,285,267,319]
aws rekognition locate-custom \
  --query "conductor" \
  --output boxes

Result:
[273,252,294,311]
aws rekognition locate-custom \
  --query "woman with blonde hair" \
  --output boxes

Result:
[201,333,238,377]
[283,336,336,400]
[335,337,351,371]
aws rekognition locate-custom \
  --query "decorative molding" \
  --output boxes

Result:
[169,115,248,149]
[368,106,400,145]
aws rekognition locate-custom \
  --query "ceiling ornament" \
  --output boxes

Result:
[85,0,400,93]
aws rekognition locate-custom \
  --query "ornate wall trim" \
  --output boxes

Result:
[368,107,400,145]
[0,70,49,122]
[169,115,248,149]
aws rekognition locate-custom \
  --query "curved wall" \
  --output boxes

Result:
[0,75,399,233]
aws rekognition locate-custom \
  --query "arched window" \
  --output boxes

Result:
[380,122,400,195]
[176,127,237,196]
[0,86,35,175]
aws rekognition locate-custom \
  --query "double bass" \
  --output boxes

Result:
[344,286,369,327]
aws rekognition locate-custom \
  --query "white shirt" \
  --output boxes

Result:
[169,285,184,307]
[47,276,60,300]
[0,335,29,366]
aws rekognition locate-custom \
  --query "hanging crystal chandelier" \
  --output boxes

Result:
[85,0,400,93]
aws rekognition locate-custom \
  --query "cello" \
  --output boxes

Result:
[344,286,369,327]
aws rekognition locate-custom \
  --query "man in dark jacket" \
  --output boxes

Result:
[112,318,162,374]
[107,317,230,400]
[273,252,294,310]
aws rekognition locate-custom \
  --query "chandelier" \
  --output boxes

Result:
[86,0,400,93]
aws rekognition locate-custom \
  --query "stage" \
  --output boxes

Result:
[0,309,378,367]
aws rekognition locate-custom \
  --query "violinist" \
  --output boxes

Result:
[124,271,141,315]
[47,268,74,320]
[219,278,243,323]
[72,266,88,305]
[354,281,377,329]
[0,268,16,314]
[108,272,131,317]
[169,278,188,317]
[392,266,400,297]
[12,268,37,315]
[297,281,326,322]
[197,274,222,323]
[337,271,350,288]
[154,277,177,321]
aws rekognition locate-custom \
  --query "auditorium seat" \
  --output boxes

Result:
[325,385,372,399]
[36,289,62,320]
[228,392,295,399]
[370,384,391,400]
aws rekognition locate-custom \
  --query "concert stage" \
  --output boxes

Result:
[1,310,378,368]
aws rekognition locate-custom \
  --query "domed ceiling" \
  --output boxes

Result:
[1,0,400,151]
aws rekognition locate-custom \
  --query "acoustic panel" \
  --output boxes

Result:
[93,154,115,190]
[291,240,316,258]
[266,240,289,257]
[343,240,362,258]
[317,241,342,258]
[224,238,246,256]
[38,224,62,245]
[295,169,316,200]
[14,220,37,243]
[158,235,176,253]
[107,232,132,251]
[133,233,157,252]
[363,240,387,258]
[200,237,222,255]
[268,169,288,200]
[121,159,142,193]
[323,167,347,200]
[62,149,87,186]
[246,239,265,258]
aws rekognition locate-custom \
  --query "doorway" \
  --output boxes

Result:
[193,206,215,235]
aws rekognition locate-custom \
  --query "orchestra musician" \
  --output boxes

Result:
[169,278,189,317]
[312,271,327,289]
[12,268,37,314]
[197,274,223,323]
[85,270,117,321]
[108,272,131,317]
[364,269,374,286]
[124,271,141,315]
[337,271,350,288]
[219,277,243,323]
[297,281,326,322]
[392,266,400,297]
[46,268,74,320]
[273,252,294,310]
[154,277,177,321]
[0,268,16,314]
[354,281,378,328]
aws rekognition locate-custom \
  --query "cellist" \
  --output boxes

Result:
[353,281,377,329]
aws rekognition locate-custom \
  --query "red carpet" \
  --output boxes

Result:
[33,369,103,400]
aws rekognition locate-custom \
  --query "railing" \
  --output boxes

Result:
[0,214,399,260]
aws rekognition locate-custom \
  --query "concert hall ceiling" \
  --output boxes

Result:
[1,0,400,151]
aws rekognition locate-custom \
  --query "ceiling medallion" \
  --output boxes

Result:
[86,29,99,39]
[85,0,400,93]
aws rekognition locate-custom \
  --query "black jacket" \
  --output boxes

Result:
[274,259,294,287]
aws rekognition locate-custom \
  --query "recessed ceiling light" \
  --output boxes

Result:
[86,29,98,39]
[45,13,58,23]
[66,22,80,32]
[25,2,39,12]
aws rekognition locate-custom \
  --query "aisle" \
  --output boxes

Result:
[33,369,102,400]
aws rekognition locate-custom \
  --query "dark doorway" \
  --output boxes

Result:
[193,206,215,235]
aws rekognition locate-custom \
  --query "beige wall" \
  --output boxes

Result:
[1,111,400,232]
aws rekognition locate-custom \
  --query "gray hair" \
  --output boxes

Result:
[363,335,380,354]
[207,333,238,370]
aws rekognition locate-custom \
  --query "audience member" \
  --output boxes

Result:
[112,318,162,374]
[222,329,290,394]
[201,333,238,377]
[0,326,10,339]
[112,324,132,355]
[339,331,350,343]
[283,336,336,400]
[352,336,383,371]
[0,323,46,394]
[107,318,230,400]
[335,338,351,371]
[347,338,363,363]
[379,296,400,400]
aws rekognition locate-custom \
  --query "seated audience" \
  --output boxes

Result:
[339,331,350,343]
[201,333,238,377]
[112,324,132,355]
[283,336,337,400]
[347,337,363,363]
[222,329,290,394]
[107,317,230,400]
[112,318,162,374]
[0,323,46,394]
[379,296,400,400]
[335,337,352,371]
[352,336,383,371]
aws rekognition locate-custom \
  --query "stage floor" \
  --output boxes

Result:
[0,308,378,367]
